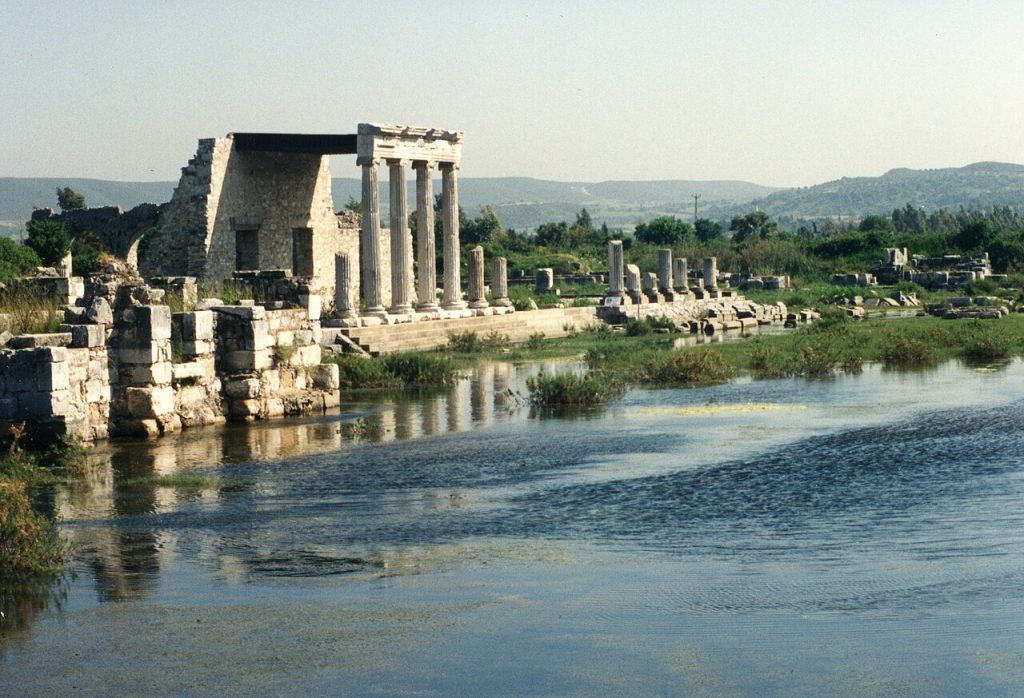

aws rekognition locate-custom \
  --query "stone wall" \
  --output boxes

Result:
[0,268,339,443]
[140,136,351,302]
[31,204,162,263]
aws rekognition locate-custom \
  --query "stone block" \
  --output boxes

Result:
[323,391,340,409]
[183,339,213,356]
[19,390,71,418]
[292,344,321,367]
[225,377,261,399]
[119,341,171,365]
[7,333,72,349]
[135,305,172,341]
[87,297,113,325]
[300,294,321,321]
[214,305,266,321]
[85,378,110,404]
[172,360,212,382]
[260,370,281,393]
[223,350,271,372]
[127,361,173,385]
[313,363,340,391]
[125,386,175,418]
[231,399,262,418]
[263,398,285,418]
[70,324,106,348]
[276,330,295,347]
[181,310,214,341]
[36,359,70,391]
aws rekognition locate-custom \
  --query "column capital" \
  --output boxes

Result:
[356,156,379,167]
[386,157,406,167]
[437,161,459,172]
[412,159,435,171]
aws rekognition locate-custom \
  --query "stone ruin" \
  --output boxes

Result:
[0,262,338,443]
[599,241,788,334]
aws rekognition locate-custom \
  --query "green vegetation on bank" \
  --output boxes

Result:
[323,351,460,391]
[0,429,85,583]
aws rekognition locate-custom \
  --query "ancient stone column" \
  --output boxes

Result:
[608,240,624,296]
[657,249,673,293]
[703,256,718,290]
[359,158,386,316]
[388,158,412,314]
[625,264,641,295]
[674,257,689,291]
[491,256,511,307]
[334,253,356,319]
[440,162,465,310]
[535,268,554,293]
[467,245,489,309]
[413,161,438,311]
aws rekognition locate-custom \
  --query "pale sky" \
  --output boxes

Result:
[4,1,1023,187]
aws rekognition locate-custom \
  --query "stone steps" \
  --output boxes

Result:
[339,307,597,355]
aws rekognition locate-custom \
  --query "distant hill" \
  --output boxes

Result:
[3,163,1023,238]
[705,162,1024,220]
[0,176,778,237]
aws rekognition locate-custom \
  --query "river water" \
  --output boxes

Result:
[3,358,1024,695]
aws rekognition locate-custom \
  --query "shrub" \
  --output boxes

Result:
[0,480,65,581]
[524,332,546,350]
[0,238,41,283]
[881,332,936,368]
[25,220,71,267]
[381,352,458,386]
[447,330,482,353]
[958,324,1014,362]
[526,371,623,406]
[642,348,731,386]
[624,318,652,336]
[324,354,401,390]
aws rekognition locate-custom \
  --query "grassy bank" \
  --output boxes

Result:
[0,430,83,584]
[323,351,460,391]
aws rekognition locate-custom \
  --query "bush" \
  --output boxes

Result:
[0,481,65,581]
[448,330,482,353]
[25,220,71,267]
[324,354,401,390]
[0,284,62,335]
[381,352,458,386]
[881,332,936,368]
[642,348,731,386]
[526,371,623,406]
[0,238,40,283]
[958,324,1014,362]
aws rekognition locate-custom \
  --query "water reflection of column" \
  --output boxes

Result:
[493,361,512,410]
[471,362,494,426]
[446,380,468,433]
[378,403,397,443]
[394,400,416,440]
[421,393,441,436]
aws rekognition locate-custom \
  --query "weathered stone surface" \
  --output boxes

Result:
[7,333,72,349]
[225,377,261,399]
[69,324,106,348]
[535,268,555,293]
[87,297,114,325]
[126,386,175,418]
[313,363,340,391]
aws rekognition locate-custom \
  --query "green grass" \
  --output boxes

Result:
[324,351,459,390]
[526,371,624,406]
[0,284,62,335]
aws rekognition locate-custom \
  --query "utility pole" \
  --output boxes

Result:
[692,193,701,223]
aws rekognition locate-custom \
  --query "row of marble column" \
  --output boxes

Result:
[336,246,510,318]
[607,240,719,296]
[358,158,464,316]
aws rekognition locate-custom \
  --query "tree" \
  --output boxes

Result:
[575,208,593,231]
[0,238,41,282]
[694,218,723,243]
[56,186,86,211]
[25,219,71,266]
[462,206,505,245]
[858,215,895,234]
[634,216,694,246]
[729,211,778,244]
[535,221,569,247]
[953,219,996,253]
[343,196,362,214]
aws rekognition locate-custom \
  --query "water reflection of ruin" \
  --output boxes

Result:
[51,361,551,602]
